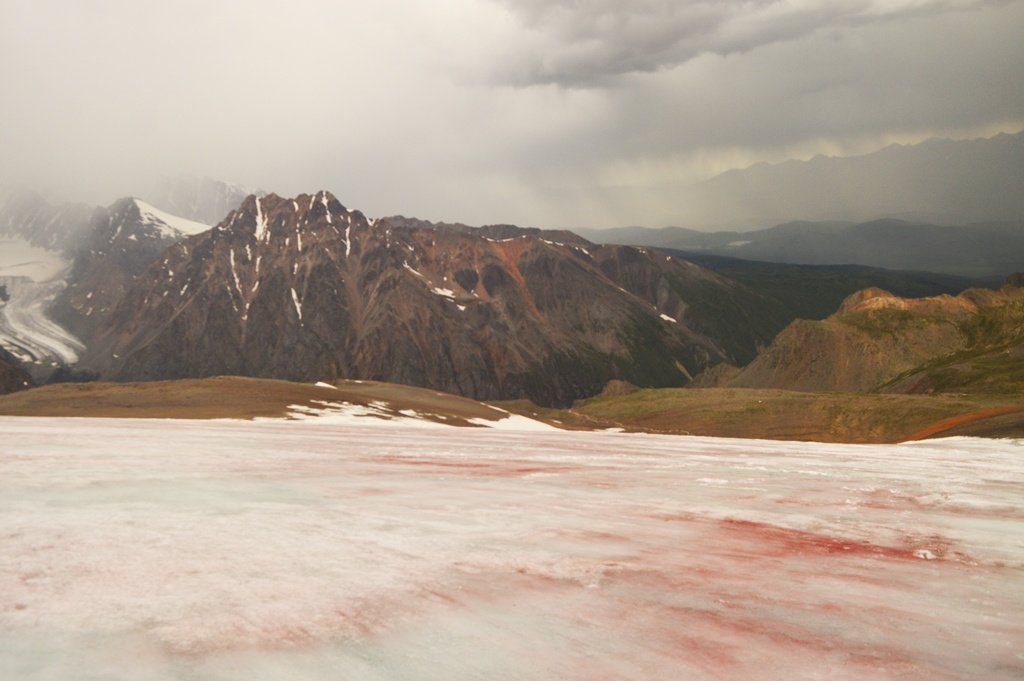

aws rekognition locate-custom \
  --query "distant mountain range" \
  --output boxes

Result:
[621,129,1023,231]
[574,219,1024,281]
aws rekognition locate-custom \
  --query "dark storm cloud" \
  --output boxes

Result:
[492,0,1013,87]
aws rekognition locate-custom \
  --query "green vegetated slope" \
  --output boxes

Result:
[500,387,1017,444]
[723,277,1024,396]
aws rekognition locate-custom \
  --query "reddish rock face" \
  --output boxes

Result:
[77,192,771,406]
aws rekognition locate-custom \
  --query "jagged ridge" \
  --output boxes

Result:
[78,191,779,406]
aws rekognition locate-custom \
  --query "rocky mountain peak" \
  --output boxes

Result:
[1003,272,1024,289]
[215,191,367,254]
[74,191,793,405]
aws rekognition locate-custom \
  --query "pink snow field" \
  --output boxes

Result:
[1,416,1022,680]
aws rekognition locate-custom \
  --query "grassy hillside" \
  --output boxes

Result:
[500,388,1024,443]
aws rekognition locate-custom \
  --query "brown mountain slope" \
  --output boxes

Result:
[714,278,1024,394]
[78,192,779,406]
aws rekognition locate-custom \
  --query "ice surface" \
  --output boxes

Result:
[1,418,1022,680]
[0,238,83,364]
[0,278,84,365]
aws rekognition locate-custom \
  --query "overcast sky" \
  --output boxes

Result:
[2,0,1022,229]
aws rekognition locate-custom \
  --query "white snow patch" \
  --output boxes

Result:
[254,197,268,242]
[291,288,303,320]
[466,414,559,431]
[431,287,456,299]
[229,250,242,296]
[322,194,332,223]
[134,199,210,237]
[660,313,677,323]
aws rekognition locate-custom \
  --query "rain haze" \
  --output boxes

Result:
[2,0,1023,229]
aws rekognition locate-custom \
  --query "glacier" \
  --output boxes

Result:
[1,416,1022,680]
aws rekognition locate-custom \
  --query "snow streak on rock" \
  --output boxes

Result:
[254,197,268,242]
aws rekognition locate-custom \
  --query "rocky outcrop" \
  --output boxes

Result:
[78,192,780,406]
[723,284,1024,394]
[0,347,32,394]
[1003,271,1024,289]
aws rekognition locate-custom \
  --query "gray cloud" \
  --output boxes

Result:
[490,0,1011,86]
[1,0,1021,230]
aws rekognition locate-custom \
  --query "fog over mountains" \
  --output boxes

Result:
[575,128,1024,232]
[572,130,1024,280]
[678,130,1024,229]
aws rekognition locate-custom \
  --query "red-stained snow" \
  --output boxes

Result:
[1,417,1022,680]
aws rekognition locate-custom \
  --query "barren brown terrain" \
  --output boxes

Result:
[1,377,1020,443]
[0,376,517,426]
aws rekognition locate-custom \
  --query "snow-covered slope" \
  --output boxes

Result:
[133,198,210,238]
[1,418,1021,680]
